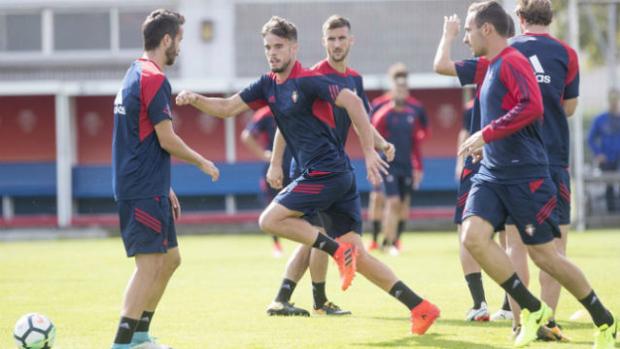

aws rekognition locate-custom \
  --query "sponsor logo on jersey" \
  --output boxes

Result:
[529,55,551,84]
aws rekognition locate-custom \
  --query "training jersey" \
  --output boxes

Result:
[509,33,580,167]
[288,59,371,176]
[371,93,429,141]
[245,106,293,176]
[372,103,420,175]
[112,57,173,200]
[240,61,351,174]
[477,46,546,183]
[454,57,490,175]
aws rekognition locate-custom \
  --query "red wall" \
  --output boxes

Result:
[0,96,56,162]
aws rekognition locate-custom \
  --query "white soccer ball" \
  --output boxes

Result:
[13,313,56,349]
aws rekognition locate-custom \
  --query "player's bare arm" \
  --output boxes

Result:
[372,128,395,162]
[433,14,461,76]
[266,127,286,190]
[563,98,578,117]
[335,88,389,186]
[169,188,181,220]
[455,128,470,180]
[176,91,250,118]
[154,119,220,181]
[241,129,272,162]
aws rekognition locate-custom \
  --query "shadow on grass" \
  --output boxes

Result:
[354,333,508,349]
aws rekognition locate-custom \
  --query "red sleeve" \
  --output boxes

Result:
[563,44,580,99]
[371,104,390,137]
[411,118,423,171]
[481,56,543,143]
[474,57,490,85]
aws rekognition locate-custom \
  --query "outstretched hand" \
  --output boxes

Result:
[176,90,197,106]
[365,151,389,187]
[199,159,220,182]
[443,14,461,40]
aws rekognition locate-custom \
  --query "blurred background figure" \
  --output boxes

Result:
[588,89,620,213]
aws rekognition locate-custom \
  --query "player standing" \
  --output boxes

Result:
[176,16,439,334]
[458,2,616,347]
[111,9,219,349]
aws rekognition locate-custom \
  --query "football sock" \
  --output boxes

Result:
[275,278,297,303]
[395,220,405,244]
[312,233,338,256]
[312,282,327,308]
[272,235,279,244]
[389,281,423,310]
[546,319,557,328]
[372,220,381,242]
[579,290,614,327]
[502,294,511,311]
[465,272,486,309]
[113,317,138,344]
[135,311,154,333]
[500,273,540,312]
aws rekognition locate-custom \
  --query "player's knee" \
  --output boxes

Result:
[258,210,276,233]
[461,229,484,254]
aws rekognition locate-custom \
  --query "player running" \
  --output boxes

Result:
[111,9,219,349]
[176,16,439,335]
[458,2,616,347]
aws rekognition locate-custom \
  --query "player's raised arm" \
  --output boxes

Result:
[154,120,219,181]
[433,14,461,76]
[335,88,388,186]
[176,91,250,118]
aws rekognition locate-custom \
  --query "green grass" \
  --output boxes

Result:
[1,230,619,349]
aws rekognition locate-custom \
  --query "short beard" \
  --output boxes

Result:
[165,43,177,66]
[271,59,291,73]
[330,49,349,63]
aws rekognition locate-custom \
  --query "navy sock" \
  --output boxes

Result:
[312,233,338,256]
[395,220,405,243]
[465,272,486,309]
[580,291,614,327]
[372,220,381,242]
[502,293,511,311]
[312,282,327,308]
[275,278,297,303]
[113,317,138,344]
[389,281,423,310]
[135,311,154,333]
[500,273,540,312]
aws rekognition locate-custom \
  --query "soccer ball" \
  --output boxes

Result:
[13,313,56,349]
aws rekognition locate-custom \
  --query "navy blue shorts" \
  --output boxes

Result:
[382,171,413,200]
[463,177,560,245]
[275,170,362,238]
[117,196,178,257]
[550,166,571,225]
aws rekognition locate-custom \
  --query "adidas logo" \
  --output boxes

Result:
[319,241,326,249]
[528,55,551,84]
[119,322,131,330]
[394,290,403,299]
[512,279,521,289]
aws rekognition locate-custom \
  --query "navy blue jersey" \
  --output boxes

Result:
[240,61,351,173]
[113,58,172,200]
[510,33,579,167]
[372,103,418,175]
[371,93,430,140]
[477,46,546,183]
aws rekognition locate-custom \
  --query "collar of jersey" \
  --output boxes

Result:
[490,46,515,64]
[137,56,163,72]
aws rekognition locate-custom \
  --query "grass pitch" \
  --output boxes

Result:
[0,229,619,348]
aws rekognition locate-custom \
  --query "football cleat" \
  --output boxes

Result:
[465,302,490,321]
[273,241,283,258]
[411,300,440,335]
[514,303,553,347]
[266,301,310,317]
[313,301,352,316]
[537,323,570,342]
[593,316,617,349]
[333,242,357,291]
[491,309,514,321]
[367,240,379,252]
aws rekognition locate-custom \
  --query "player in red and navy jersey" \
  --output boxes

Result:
[111,9,219,349]
[241,106,293,257]
[371,73,423,256]
[367,64,429,252]
[176,16,439,334]
[458,2,616,347]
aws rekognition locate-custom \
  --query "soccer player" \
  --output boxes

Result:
[176,16,439,334]
[458,2,616,347]
[111,9,219,349]
[241,106,292,257]
[367,65,429,252]
[371,67,425,256]
[265,15,392,317]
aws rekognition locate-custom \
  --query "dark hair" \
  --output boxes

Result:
[261,16,298,42]
[322,15,351,34]
[506,13,516,37]
[516,0,553,26]
[142,9,185,51]
[468,1,511,37]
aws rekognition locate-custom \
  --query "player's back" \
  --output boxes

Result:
[478,47,547,183]
[112,58,172,200]
[510,33,579,167]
